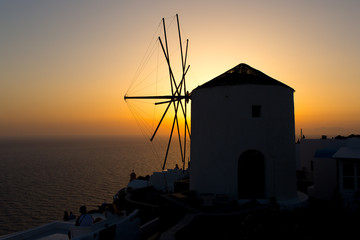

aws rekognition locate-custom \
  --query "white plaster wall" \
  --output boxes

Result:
[190,84,297,200]
[297,139,346,181]
[312,158,337,200]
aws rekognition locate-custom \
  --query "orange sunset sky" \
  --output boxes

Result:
[1,0,360,139]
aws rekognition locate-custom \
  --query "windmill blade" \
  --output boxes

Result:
[160,18,176,96]
[149,65,189,141]
[161,18,173,93]
[155,100,173,105]
[150,101,172,141]
[177,14,185,71]
[182,66,191,137]
[184,39,189,71]
[162,113,177,170]
[183,88,188,169]
[174,99,185,164]
[158,37,181,95]
[178,93,191,138]
[177,65,190,93]
[176,14,190,169]
[124,95,177,100]
[181,100,191,138]
[183,40,189,100]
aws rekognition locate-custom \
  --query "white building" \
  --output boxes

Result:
[296,138,346,181]
[335,138,360,195]
[190,63,298,202]
[298,137,360,208]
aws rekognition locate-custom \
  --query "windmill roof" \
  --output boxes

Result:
[196,63,294,90]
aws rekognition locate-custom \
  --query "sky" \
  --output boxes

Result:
[1,0,360,139]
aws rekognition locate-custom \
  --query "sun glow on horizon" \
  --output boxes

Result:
[1,1,360,139]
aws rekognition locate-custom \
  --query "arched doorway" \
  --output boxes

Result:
[238,150,265,199]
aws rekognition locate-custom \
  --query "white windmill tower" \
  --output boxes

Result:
[190,63,301,203]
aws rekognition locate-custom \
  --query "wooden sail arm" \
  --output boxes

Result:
[173,100,185,164]
[158,37,179,93]
[177,14,185,71]
[124,95,186,100]
[178,99,191,138]
[162,114,176,170]
[155,100,174,105]
[162,17,174,96]
[150,101,172,141]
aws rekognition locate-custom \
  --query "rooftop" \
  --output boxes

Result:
[196,63,293,90]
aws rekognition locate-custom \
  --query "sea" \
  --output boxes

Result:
[0,136,182,236]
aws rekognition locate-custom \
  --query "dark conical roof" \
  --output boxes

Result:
[196,63,293,91]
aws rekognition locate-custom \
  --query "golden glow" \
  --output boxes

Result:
[1,1,360,138]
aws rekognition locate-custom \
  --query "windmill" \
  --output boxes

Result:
[124,14,191,170]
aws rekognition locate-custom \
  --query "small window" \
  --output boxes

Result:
[252,105,261,118]
[344,177,355,190]
[343,163,354,176]
[342,162,356,190]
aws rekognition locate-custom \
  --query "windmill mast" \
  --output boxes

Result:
[124,14,191,170]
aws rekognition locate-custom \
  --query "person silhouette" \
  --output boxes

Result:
[63,211,69,221]
[68,211,75,220]
[75,206,93,226]
[130,170,136,182]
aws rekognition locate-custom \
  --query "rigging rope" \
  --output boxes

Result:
[126,100,164,168]
[126,14,189,94]
[126,20,162,94]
